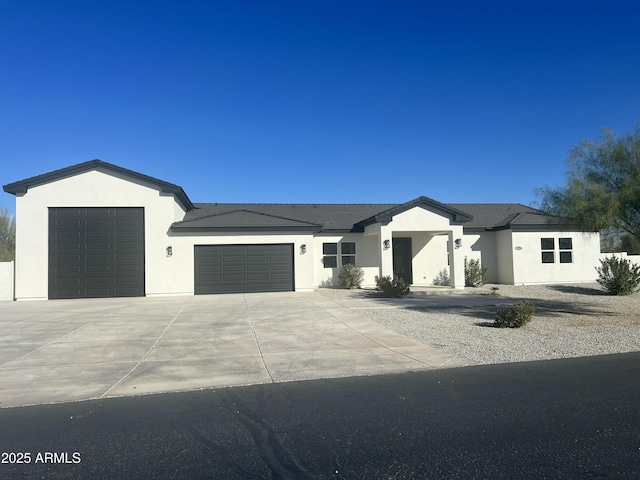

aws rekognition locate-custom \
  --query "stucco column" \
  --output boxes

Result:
[378,224,394,278]
[449,228,465,289]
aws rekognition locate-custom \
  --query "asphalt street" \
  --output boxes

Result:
[1,352,639,479]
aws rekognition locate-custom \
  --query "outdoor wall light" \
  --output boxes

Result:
[300,244,307,254]
[383,239,391,250]
[166,246,173,257]
[454,239,462,249]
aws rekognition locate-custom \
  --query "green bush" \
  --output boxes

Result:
[374,275,410,297]
[464,258,488,287]
[432,268,450,286]
[338,264,364,289]
[596,256,640,295]
[494,302,535,328]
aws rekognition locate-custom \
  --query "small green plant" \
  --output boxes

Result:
[338,264,364,289]
[432,268,450,286]
[319,278,333,288]
[494,302,535,328]
[374,275,410,297]
[596,255,640,295]
[464,257,488,287]
[489,286,500,296]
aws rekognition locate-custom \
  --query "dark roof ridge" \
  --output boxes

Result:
[192,201,399,207]
[355,196,473,229]
[175,208,322,227]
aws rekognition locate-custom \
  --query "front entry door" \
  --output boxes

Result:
[392,237,413,284]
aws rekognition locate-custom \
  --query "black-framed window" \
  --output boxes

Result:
[559,237,573,263]
[323,243,337,268]
[541,238,555,263]
[341,242,356,265]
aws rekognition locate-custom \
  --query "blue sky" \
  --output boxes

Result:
[1,0,639,215]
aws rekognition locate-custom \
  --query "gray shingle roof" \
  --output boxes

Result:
[447,204,544,231]
[172,209,322,231]
[175,203,396,232]
[172,201,552,232]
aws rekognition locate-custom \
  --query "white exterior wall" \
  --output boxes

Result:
[495,230,515,284]
[407,233,448,286]
[460,232,499,283]
[169,232,315,294]
[14,169,187,300]
[313,233,379,287]
[0,261,14,301]
[386,206,465,288]
[13,169,316,299]
[511,231,601,285]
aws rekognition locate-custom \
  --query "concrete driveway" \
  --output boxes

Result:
[0,291,475,408]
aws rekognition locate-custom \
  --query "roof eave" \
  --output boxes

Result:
[490,224,599,232]
[170,224,321,233]
[3,159,195,211]
[355,196,473,229]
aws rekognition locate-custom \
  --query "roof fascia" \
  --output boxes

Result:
[355,196,473,229]
[170,224,321,233]
[491,224,598,232]
[3,159,195,211]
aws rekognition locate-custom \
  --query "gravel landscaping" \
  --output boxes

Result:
[320,283,640,365]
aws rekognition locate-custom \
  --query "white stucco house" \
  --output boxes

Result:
[3,160,601,300]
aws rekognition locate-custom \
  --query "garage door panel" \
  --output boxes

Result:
[56,230,81,239]
[115,215,142,223]
[86,275,110,285]
[246,274,269,282]
[222,264,245,272]
[56,243,83,252]
[195,244,294,294]
[56,277,81,287]
[114,242,142,251]
[56,265,82,274]
[55,254,81,263]
[86,288,111,297]
[49,207,145,299]
[222,255,245,264]
[270,272,293,280]
[114,264,142,273]
[270,263,292,271]
[247,255,269,263]
[222,245,245,253]
[247,264,268,272]
[86,265,110,274]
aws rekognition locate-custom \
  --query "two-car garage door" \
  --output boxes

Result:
[194,244,294,294]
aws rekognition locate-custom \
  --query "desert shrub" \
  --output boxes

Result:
[494,302,535,328]
[338,264,364,289]
[432,268,450,286]
[374,275,410,297]
[464,257,488,287]
[596,256,640,296]
[489,286,500,296]
[318,278,334,288]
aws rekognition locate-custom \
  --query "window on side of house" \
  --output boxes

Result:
[541,238,555,263]
[323,243,338,268]
[341,242,356,265]
[559,237,573,263]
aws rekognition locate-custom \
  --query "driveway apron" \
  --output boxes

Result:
[0,292,474,408]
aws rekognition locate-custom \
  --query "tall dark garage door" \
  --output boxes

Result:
[194,244,294,294]
[49,207,145,299]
